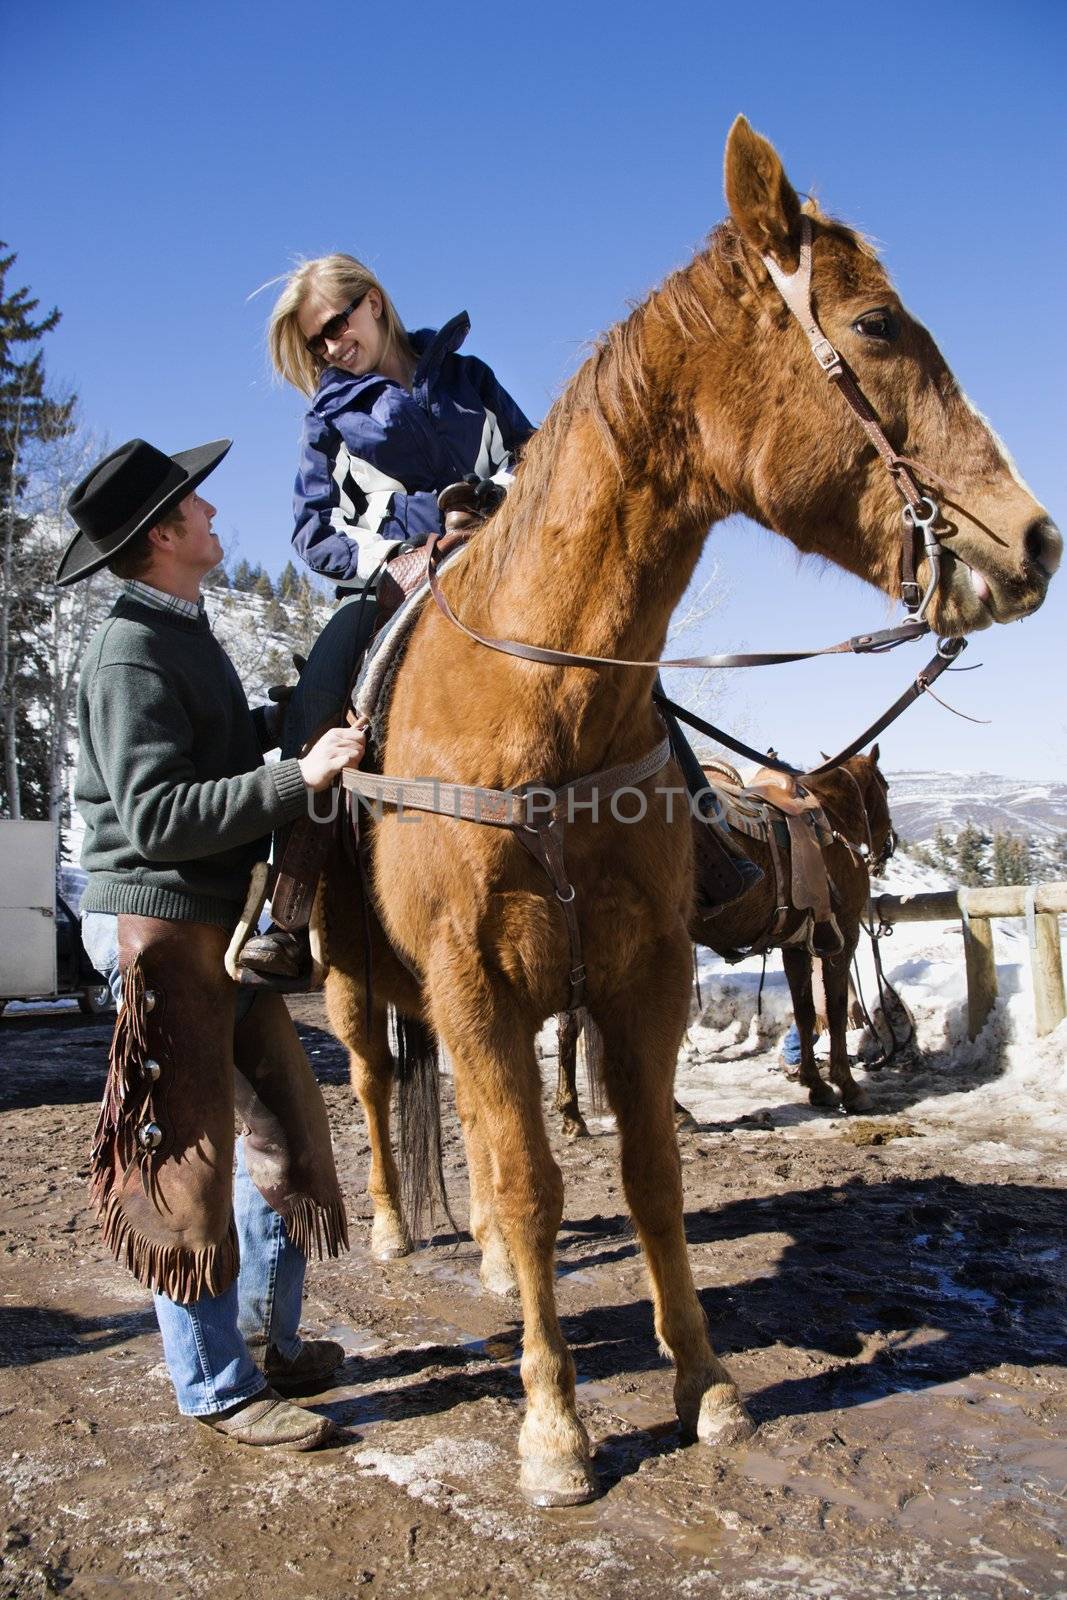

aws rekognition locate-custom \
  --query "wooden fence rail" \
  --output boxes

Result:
[871,881,1067,1041]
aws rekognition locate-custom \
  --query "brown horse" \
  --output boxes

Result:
[704,749,894,1114]
[554,746,895,1136]
[323,117,1058,1507]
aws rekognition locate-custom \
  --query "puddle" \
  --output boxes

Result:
[322,1323,383,1356]
[576,1377,673,1431]
[738,1447,891,1522]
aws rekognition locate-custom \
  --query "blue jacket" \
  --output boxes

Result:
[292,312,534,585]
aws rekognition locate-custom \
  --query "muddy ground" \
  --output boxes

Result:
[0,997,1064,1600]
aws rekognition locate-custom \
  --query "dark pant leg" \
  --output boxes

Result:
[282,591,380,758]
[271,593,380,889]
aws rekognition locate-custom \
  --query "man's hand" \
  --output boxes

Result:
[298,722,368,792]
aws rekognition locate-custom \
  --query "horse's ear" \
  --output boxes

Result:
[870,742,880,764]
[724,115,803,267]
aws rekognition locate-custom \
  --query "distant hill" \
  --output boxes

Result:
[885,771,1067,847]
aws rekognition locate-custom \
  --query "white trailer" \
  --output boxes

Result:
[0,820,111,1015]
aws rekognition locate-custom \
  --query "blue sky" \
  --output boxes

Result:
[5,0,1064,779]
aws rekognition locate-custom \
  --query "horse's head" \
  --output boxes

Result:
[843,744,895,874]
[717,116,1060,636]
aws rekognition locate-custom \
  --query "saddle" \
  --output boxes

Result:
[705,765,840,954]
[745,767,832,924]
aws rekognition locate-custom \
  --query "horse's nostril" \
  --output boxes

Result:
[1025,517,1063,577]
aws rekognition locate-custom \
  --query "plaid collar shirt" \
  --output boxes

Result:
[121,579,206,622]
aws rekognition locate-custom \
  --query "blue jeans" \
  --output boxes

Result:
[82,911,309,1416]
[781,1022,802,1067]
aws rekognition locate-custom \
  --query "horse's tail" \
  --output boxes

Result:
[393,1010,456,1242]
[575,1007,608,1115]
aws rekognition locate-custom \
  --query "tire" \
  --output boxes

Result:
[78,984,114,1016]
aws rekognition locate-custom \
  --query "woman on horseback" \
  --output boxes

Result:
[239,255,534,982]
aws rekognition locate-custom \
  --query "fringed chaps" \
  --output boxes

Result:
[90,916,347,1304]
[232,989,348,1262]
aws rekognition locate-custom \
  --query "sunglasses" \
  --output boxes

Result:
[305,292,367,358]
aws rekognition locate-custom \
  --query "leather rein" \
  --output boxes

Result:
[425,212,969,779]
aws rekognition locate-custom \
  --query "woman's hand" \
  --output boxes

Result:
[298,722,368,791]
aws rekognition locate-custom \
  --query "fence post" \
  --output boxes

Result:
[1028,894,1066,1037]
[960,898,997,1041]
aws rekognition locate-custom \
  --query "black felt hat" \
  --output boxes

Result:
[55,436,232,586]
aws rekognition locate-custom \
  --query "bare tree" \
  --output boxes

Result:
[18,407,116,841]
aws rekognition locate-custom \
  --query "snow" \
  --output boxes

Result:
[649,852,1067,1177]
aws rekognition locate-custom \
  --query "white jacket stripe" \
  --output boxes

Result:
[473,408,510,479]
[329,442,407,579]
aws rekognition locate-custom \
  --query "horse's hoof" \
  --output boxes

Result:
[674,1107,699,1134]
[371,1217,414,1261]
[696,1388,756,1449]
[842,1088,874,1114]
[519,1455,598,1508]
[562,1117,591,1140]
[807,1081,838,1109]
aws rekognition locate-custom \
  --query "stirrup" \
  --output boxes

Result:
[225,862,271,981]
[225,868,328,992]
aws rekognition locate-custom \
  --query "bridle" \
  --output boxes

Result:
[760,215,947,625]
[826,761,897,877]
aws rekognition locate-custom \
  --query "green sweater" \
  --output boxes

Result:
[76,595,309,926]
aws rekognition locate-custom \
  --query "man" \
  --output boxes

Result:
[58,436,366,1450]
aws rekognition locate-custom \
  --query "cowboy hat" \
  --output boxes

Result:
[55,436,231,586]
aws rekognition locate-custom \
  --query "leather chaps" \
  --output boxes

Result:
[90,915,347,1304]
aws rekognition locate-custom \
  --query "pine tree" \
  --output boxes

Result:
[0,245,76,818]
[231,558,254,592]
[954,820,991,887]
[277,560,300,601]
[290,572,326,654]
[991,829,1031,886]
[253,570,275,601]
[931,824,955,874]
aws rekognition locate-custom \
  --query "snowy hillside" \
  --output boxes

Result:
[885,769,1067,845]
[205,582,332,705]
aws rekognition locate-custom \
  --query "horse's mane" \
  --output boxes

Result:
[464,204,877,597]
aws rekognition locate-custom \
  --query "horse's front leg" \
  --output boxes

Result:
[782,948,837,1108]
[429,955,595,1507]
[597,928,755,1449]
[823,947,873,1113]
[324,971,413,1259]
[453,1070,518,1297]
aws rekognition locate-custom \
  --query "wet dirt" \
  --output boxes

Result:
[0,999,1064,1599]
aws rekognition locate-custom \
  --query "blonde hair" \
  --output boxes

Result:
[267,254,415,398]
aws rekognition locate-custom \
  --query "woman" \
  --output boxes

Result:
[238,256,534,984]
[269,254,533,592]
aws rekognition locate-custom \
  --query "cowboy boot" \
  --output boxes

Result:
[658,694,763,909]
[691,797,764,911]
[237,811,335,989]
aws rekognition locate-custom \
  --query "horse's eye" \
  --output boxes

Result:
[853,309,900,343]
